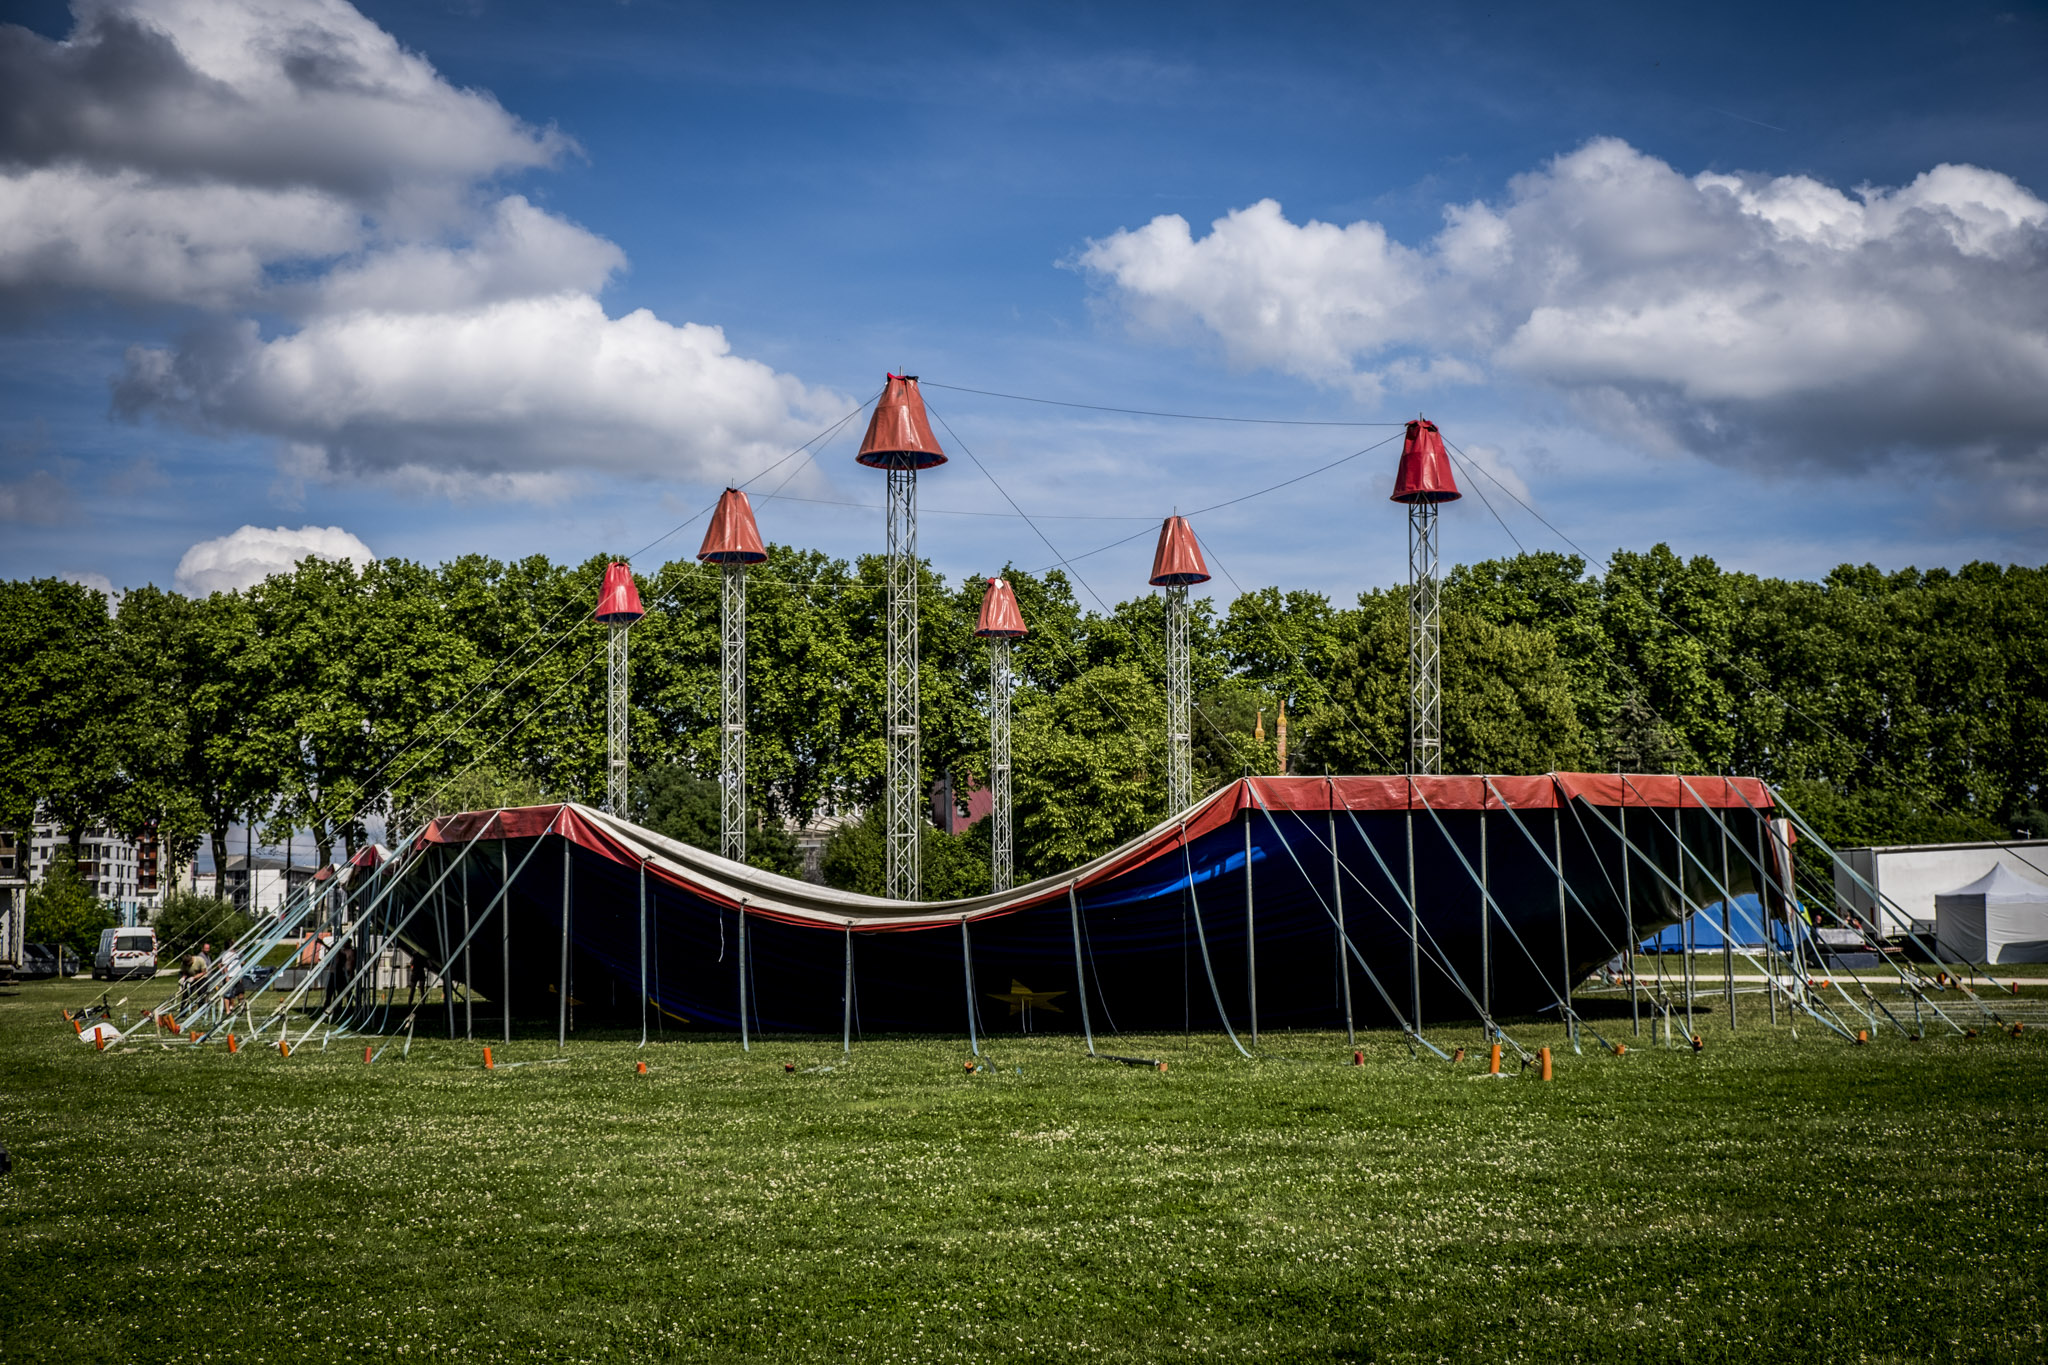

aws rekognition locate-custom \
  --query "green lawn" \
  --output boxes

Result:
[3,977,2045,1364]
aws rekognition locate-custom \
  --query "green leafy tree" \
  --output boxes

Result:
[632,764,801,877]
[1011,662,1166,878]
[24,852,114,957]
[151,889,253,961]
[819,812,987,899]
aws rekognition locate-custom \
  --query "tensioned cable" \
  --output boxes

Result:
[1180,823,1253,1058]
[1440,435,2048,885]
[759,493,1154,521]
[223,393,881,882]
[921,381,1405,428]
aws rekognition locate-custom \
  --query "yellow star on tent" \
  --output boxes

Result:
[987,979,1065,1016]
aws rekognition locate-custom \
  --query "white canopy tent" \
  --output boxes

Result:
[1934,864,2048,964]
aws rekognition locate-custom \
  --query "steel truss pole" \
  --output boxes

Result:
[884,467,921,900]
[500,838,511,1046]
[606,623,630,817]
[721,564,748,863]
[1165,584,1192,814]
[1327,784,1354,1047]
[1407,502,1442,777]
[989,638,1014,893]
[1622,802,1639,1037]
[558,841,571,1050]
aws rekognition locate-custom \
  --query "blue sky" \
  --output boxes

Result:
[2,0,2044,612]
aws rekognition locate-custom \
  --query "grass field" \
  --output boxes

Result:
[3,976,2046,1363]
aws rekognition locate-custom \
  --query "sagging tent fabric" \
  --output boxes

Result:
[401,774,1777,1032]
[1934,864,2048,965]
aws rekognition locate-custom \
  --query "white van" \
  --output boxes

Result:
[95,927,157,981]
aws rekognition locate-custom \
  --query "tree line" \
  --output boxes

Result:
[3,544,2041,910]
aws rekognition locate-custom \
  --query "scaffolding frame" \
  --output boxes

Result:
[1165,584,1193,814]
[885,467,921,900]
[1407,502,1442,776]
[988,636,1014,893]
[720,563,748,864]
[605,623,630,816]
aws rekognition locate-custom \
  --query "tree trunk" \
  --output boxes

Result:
[209,827,230,894]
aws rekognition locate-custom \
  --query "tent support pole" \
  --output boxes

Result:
[1243,813,1257,1048]
[500,836,511,1046]
[462,861,473,1042]
[1554,802,1575,1051]
[1678,825,1695,1037]
[1756,813,1781,1029]
[1721,831,1737,1031]
[738,900,750,1053]
[638,859,649,1048]
[439,863,455,1040]
[1329,790,1353,1047]
[962,920,979,1057]
[1070,883,1096,1056]
[1622,800,1639,1038]
[1405,799,1420,1043]
[843,927,853,1054]
[1480,803,1492,1036]
[558,840,570,1051]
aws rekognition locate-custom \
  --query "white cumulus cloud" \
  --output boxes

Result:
[1076,138,2048,481]
[173,523,373,595]
[116,293,848,485]
[4,0,838,501]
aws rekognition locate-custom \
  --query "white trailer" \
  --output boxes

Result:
[1835,838,2048,938]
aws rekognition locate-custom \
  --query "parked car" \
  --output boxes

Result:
[94,927,157,981]
[19,942,79,979]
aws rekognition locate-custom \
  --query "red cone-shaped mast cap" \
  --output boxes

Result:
[856,374,947,470]
[593,561,645,623]
[1390,417,1461,504]
[697,487,767,564]
[974,578,1028,639]
[1149,515,1210,586]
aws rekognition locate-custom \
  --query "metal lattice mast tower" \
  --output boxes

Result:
[608,625,631,811]
[974,578,1028,893]
[720,565,748,859]
[699,488,768,863]
[1390,417,1460,778]
[1164,586,1192,811]
[1407,502,1442,776]
[884,468,921,898]
[593,563,646,815]
[988,638,1013,888]
[856,375,947,902]
[1149,517,1210,815]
